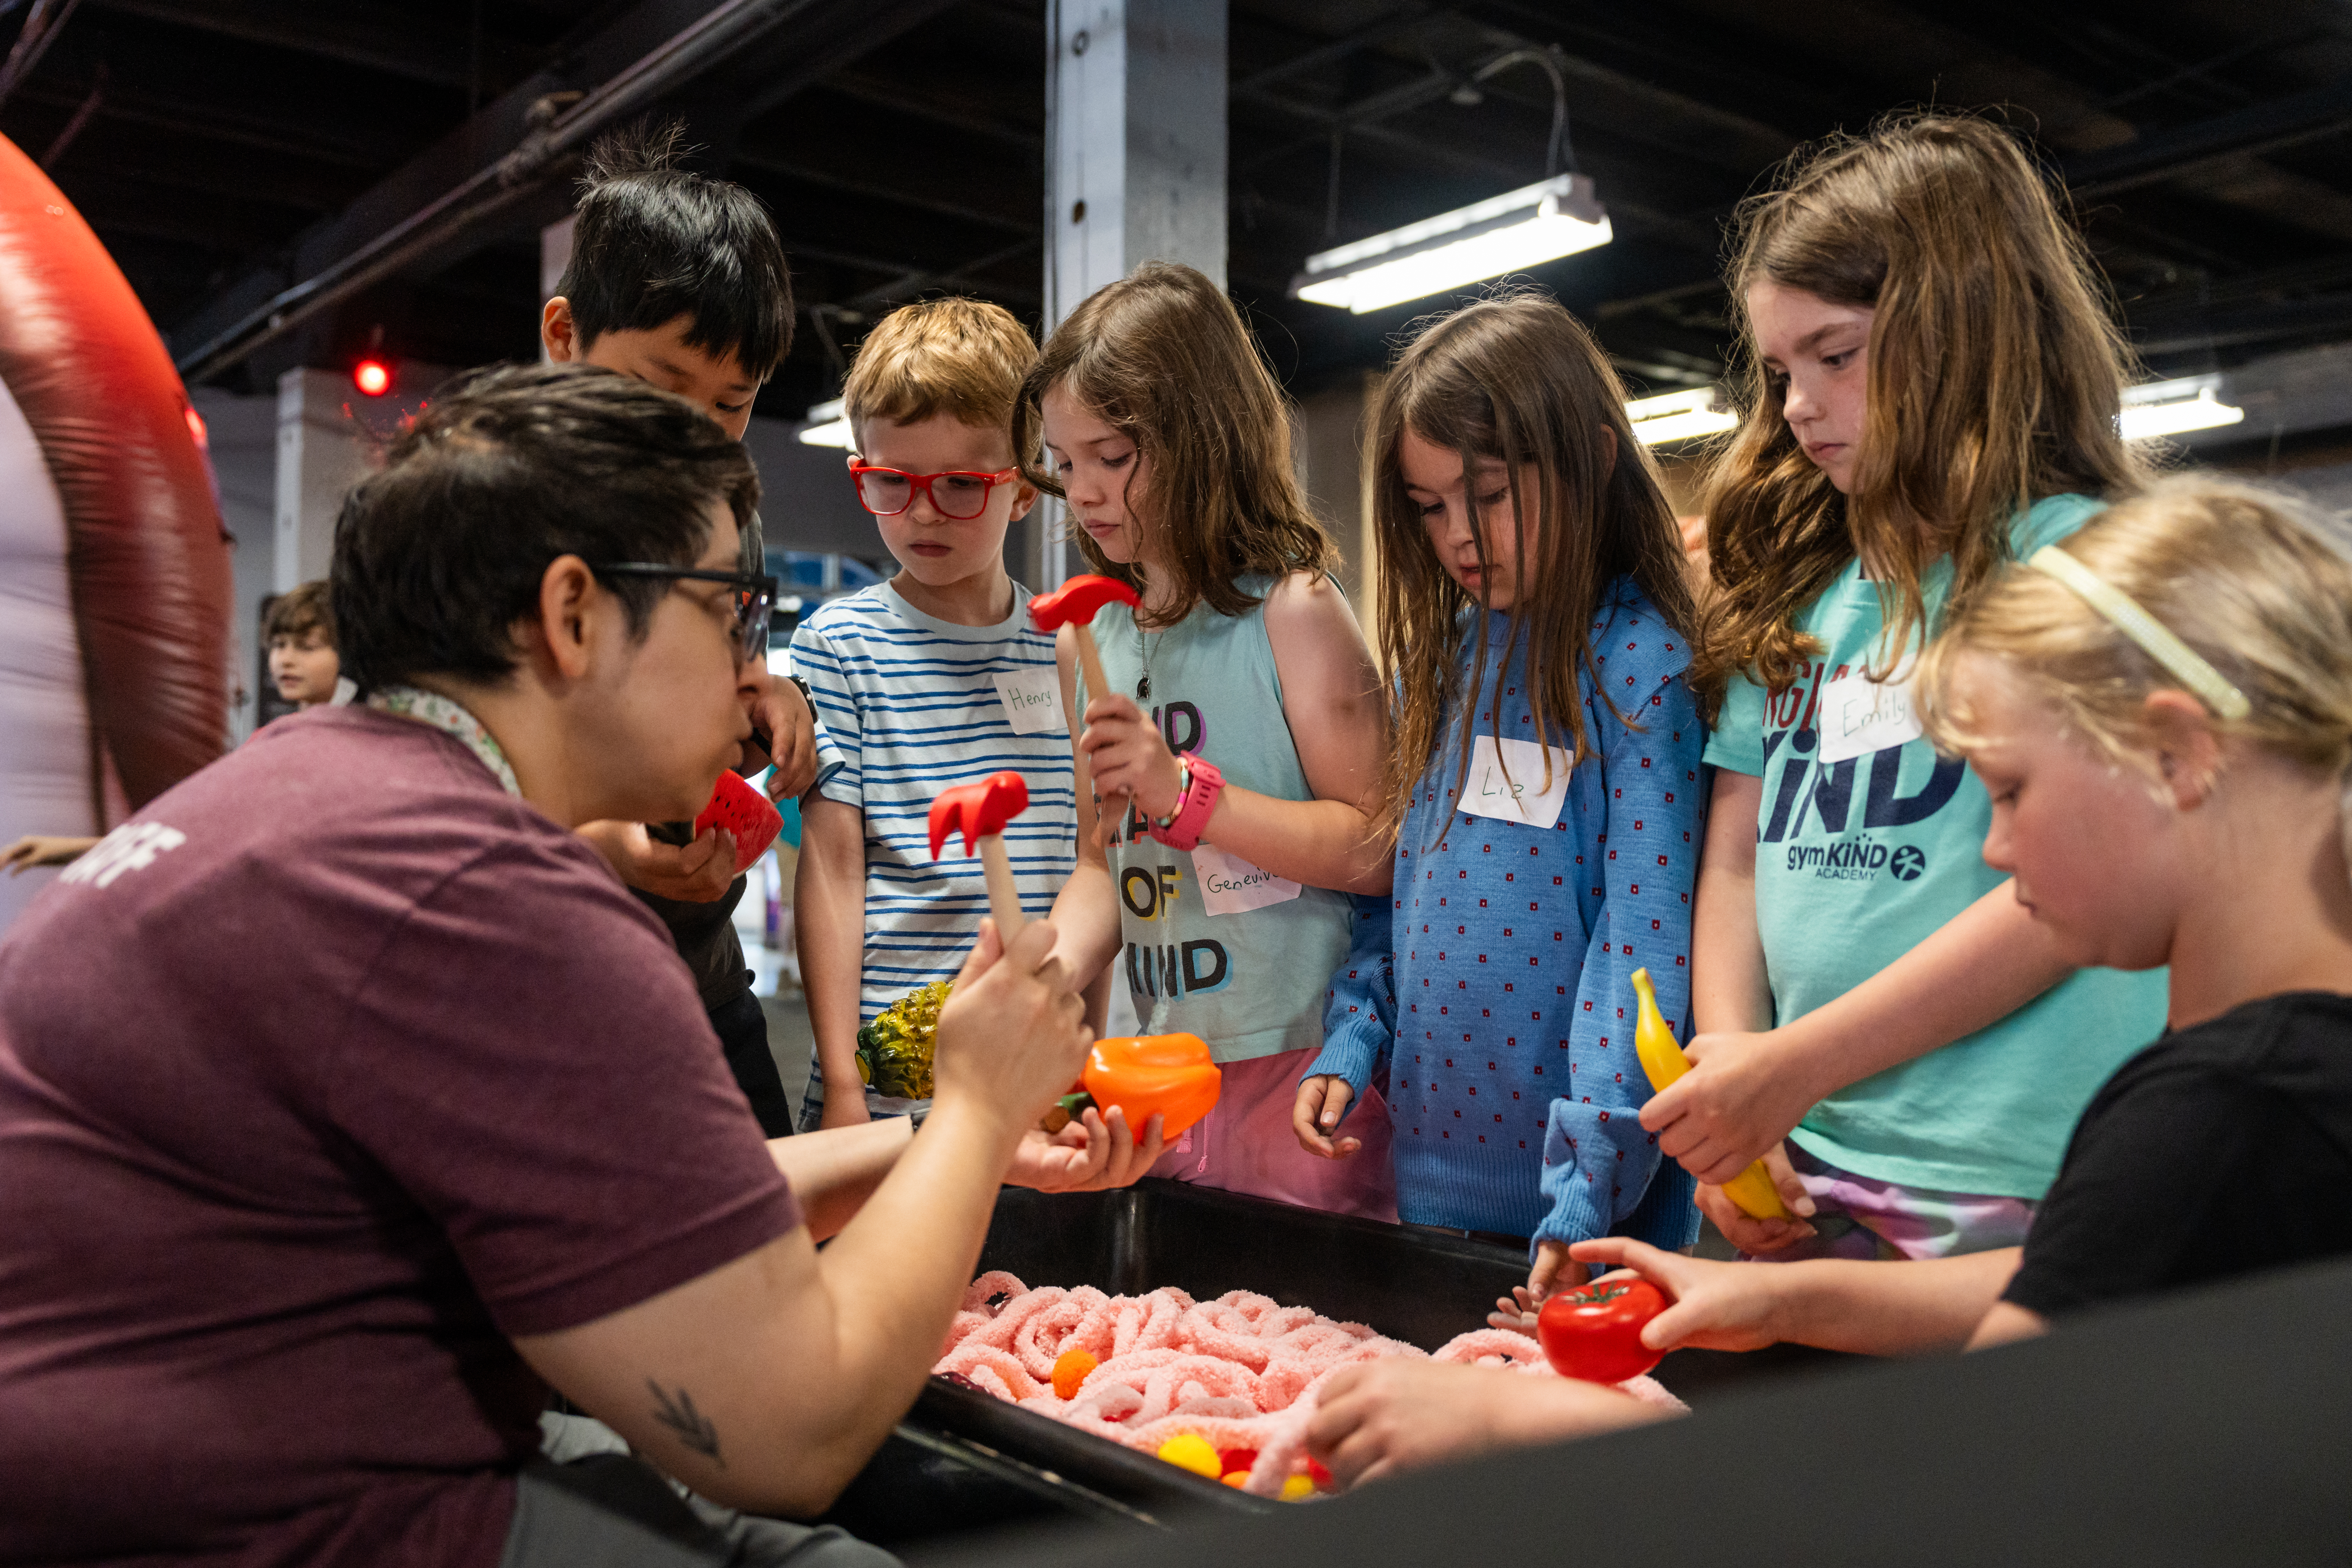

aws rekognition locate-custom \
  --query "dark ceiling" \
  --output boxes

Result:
[8,0,2352,420]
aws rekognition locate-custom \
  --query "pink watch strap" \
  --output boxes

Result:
[1149,755,1222,851]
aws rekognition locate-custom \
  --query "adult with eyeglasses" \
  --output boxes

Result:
[0,364,1160,1568]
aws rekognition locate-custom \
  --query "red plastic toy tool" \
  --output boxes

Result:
[693,769,784,864]
[1029,575,1142,842]
[928,770,1030,936]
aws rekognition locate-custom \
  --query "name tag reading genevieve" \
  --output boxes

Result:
[1817,667,1924,764]
[992,667,1066,735]
[1190,842,1301,917]
[1461,735,1573,829]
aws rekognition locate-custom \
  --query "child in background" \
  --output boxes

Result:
[1022,262,1395,1217]
[1292,295,1705,1306]
[1642,115,2167,1260]
[265,581,350,711]
[795,299,1143,1154]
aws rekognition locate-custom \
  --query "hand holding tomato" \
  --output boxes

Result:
[1566,1237,1793,1356]
[1536,1276,1670,1384]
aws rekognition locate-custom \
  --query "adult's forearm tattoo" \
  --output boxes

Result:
[647,1378,724,1468]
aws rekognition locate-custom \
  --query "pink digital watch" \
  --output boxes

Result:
[1148,755,1223,852]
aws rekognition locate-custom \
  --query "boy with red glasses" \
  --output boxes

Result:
[792,299,1131,1144]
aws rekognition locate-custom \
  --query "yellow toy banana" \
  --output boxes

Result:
[1629,967,1792,1221]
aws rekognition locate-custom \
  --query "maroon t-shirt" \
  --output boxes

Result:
[0,706,803,1568]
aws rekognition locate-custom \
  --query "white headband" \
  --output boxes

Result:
[2024,546,2251,721]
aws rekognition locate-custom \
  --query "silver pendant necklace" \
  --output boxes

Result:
[1137,621,1158,701]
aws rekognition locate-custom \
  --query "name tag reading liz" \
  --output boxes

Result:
[992,667,1066,735]
[1190,842,1301,917]
[1817,666,1924,764]
[1462,735,1573,829]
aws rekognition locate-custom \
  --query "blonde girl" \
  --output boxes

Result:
[1017,262,1396,1217]
[1290,294,1706,1308]
[1640,114,2168,1260]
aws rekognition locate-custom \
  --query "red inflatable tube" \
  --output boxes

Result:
[0,132,229,821]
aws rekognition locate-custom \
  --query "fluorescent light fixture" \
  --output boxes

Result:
[2119,376,2244,441]
[1627,385,1737,446]
[1291,174,1612,314]
[797,397,853,448]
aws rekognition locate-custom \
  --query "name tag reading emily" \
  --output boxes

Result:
[1190,841,1301,917]
[992,667,1066,735]
[1817,666,1924,764]
[1461,735,1573,829]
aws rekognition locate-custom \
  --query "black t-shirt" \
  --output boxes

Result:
[2006,991,2352,1318]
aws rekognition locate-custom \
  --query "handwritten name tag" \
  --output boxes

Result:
[1460,735,1573,829]
[1190,841,1301,917]
[1817,666,1923,764]
[992,667,1066,735]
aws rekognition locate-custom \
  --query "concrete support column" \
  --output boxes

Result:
[273,368,374,595]
[1024,0,1227,592]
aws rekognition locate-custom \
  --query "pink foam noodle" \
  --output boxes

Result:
[935,1275,1687,1493]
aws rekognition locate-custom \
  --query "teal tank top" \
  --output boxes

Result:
[1081,574,1356,1064]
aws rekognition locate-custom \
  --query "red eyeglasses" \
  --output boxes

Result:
[849,464,1022,521]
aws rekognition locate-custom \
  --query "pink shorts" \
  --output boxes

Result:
[1146,1046,1398,1222]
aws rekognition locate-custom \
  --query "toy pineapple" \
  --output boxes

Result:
[855,979,951,1100]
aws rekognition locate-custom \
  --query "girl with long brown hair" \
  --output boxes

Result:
[1018,262,1397,1217]
[1638,114,2168,1265]
[1287,292,1704,1312]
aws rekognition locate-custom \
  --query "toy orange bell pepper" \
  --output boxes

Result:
[1629,968,1791,1221]
[1081,1033,1221,1145]
[1051,1347,1097,1400]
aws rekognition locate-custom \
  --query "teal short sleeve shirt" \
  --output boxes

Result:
[1703,494,2168,1198]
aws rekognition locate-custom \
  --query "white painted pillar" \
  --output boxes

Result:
[1028,0,1228,592]
[273,368,374,595]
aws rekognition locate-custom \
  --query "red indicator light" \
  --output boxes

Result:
[354,359,392,397]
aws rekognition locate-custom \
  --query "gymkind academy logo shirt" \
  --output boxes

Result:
[1703,494,2167,1198]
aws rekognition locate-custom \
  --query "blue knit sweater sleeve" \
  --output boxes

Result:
[1305,893,1394,1121]
[1535,663,1707,1251]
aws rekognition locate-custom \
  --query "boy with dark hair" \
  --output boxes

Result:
[0,362,1148,1568]
[264,579,349,710]
[542,121,811,1134]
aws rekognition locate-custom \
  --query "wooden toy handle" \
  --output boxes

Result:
[979,835,1026,938]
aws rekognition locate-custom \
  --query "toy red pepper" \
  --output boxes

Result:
[1073,1033,1220,1145]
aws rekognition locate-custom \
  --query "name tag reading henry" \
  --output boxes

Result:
[992,667,1066,735]
[1190,841,1301,917]
[1462,735,1573,829]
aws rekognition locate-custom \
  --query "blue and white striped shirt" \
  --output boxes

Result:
[791,580,1077,1122]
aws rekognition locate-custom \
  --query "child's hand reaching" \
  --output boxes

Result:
[1638,1026,1824,1185]
[1696,1145,1817,1254]
[1078,692,1187,825]
[1486,1240,1585,1331]
[1292,1074,1361,1159]
[1566,1238,1791,1354]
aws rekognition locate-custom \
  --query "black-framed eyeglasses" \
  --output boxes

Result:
[593,563,780,661]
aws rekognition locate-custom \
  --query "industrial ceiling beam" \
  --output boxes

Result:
[167,0,959,384]
[2065,73,2352,197]
[82,0,498,89]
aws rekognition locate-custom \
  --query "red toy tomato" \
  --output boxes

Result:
[693,768,784,864]
[1535,1277,1668,1385]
